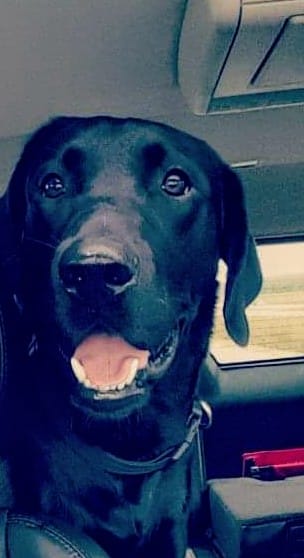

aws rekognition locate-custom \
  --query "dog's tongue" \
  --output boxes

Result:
[72,334,150,388]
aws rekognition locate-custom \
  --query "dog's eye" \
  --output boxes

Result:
[161,169,192,197]
[40,174,66,198]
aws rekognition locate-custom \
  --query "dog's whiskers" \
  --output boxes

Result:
[23,236,57,251]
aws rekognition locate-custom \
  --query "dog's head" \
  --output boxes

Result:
[3,116,262,418]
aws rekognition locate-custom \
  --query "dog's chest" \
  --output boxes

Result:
[44,441,190,540]
[100,476,162,538]
[81,469,186,539]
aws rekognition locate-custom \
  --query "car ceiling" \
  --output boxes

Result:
[0,0,303,236]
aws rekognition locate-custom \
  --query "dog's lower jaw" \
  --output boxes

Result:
[69,366,201,469]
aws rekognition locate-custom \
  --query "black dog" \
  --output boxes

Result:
[0,117,261,557]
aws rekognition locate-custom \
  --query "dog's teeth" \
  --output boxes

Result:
[70,356,141,394]
[84,378,93,388]
[99,385,111,393]
[117,382,126,390]
[70,357,87,382]
[124,358,139,385]
[93,392,104,400]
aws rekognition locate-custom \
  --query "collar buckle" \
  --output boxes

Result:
[172,399,212,461]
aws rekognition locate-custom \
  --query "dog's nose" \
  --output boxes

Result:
[59,253,137,298]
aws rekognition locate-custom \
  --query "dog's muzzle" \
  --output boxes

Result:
[57,242,182,405]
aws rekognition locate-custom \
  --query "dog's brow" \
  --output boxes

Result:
[62,146,85,172]
[142,142,166,169]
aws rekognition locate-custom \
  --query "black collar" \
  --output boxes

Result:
[96,399,212,476]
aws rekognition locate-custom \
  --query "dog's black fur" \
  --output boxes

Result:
[0,117,261,557]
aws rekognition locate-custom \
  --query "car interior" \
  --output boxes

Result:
[0,1,303,556]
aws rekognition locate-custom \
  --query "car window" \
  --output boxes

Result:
[211,241,304,365]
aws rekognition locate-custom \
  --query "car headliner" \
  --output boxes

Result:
[0,0,303,237]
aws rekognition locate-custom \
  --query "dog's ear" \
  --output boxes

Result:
[0,117,72,286]
[219,165,262,346]
[3,153,28,244]
[0,153,29,293]
[3,117,73,244]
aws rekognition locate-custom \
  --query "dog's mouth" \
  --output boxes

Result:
[70,327,179,401]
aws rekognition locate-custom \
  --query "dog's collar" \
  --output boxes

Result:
[96,399,212,476]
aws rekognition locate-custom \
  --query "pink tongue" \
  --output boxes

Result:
[73,334,150,387]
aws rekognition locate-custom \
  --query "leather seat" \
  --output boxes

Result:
[0,511,110,557]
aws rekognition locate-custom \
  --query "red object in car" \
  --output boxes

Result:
[242,448,304,480]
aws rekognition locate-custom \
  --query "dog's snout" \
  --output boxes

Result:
[59,252,137,298]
